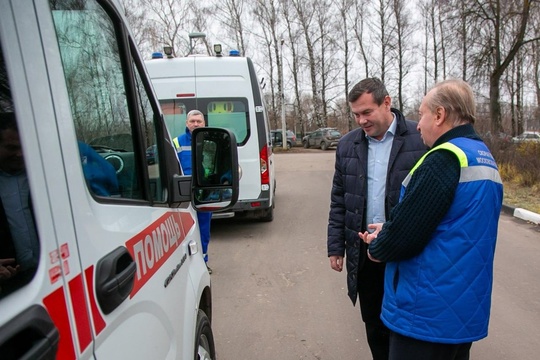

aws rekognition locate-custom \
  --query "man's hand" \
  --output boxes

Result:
[359,222,383,245]
[0,258,19,281]
[359,224,384,263]
[367,250,381,263]
[329,255,344,272]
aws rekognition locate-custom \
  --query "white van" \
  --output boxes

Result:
[145,50,276,221]
[0,0,238,359]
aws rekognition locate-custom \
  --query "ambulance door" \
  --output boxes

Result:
[44,1,202,359]
[0,2,89,358]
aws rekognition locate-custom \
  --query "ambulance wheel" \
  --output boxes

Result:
[195,310,215,360]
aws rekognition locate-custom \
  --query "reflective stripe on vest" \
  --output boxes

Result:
[172,137,190,152]
[402,142,502,188]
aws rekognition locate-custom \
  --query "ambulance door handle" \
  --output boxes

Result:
[95,246,137,315]
[0,304,59,359]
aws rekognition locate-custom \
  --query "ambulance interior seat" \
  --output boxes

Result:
[83,135,141,199]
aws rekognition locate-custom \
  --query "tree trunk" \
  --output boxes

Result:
[490,76,502,134]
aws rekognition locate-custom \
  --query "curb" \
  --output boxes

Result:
[502,204,540,225]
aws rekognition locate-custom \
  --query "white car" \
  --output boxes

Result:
[512,131,540,143]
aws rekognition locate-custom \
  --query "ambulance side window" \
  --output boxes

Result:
[207,100,249,145]
[50,0,163,202]
[0,42,39,299]
[133,65,163,202]
[160,100,188,141]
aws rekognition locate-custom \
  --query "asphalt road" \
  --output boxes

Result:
[208,151,540,360]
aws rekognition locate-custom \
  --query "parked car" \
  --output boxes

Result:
[512,131,540,143]
[483,131,512,143]
[271,129,296,149]
[302,128,342,150]
[146,144,157,164]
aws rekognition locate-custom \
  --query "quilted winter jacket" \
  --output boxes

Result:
[327,109,426,304]
[381,138,503,343]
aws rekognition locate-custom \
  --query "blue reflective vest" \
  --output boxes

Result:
[382,138,503,344]
[174,128,193,175]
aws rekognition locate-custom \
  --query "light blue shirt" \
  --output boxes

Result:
[366,114,397,229]
[0,170,39,271]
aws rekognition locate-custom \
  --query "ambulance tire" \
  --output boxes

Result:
[195,309,215,360]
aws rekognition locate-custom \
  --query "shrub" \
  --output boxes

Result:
[489,140,540,187]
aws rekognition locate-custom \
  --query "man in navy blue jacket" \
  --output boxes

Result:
[327,78,426,360]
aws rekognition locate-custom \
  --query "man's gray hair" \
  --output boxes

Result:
[187,109,203,118]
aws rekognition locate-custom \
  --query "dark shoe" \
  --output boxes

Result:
[206,264,213,274]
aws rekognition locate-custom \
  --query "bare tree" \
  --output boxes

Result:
[212,0,249,55]
[291,0,323,128]
[454,0,472,81]
[468,0,539,133]
[533,41,540,131]
[390,0,416,112]
[337,0,355,131]
[418,0,440,83]
[190,1,214,55]
[436,1,448,80]
[252,0,283,129]
[504,52,520,135]
[315,0,339,128]
[351,0,371,80]
[140,0,191,57]
[370,0,394,82]
[125,0,540,139]
[121,0,155,55]
[528,4,540,131]
[281,0,306,134]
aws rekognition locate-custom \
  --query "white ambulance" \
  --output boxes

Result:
[0,0,238,359]
[145,49,276,221]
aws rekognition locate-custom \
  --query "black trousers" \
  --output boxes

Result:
[365,321,390,360]
[358,259,389,360]
[389,331,472,360]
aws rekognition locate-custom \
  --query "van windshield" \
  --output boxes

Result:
[160,98,249,145]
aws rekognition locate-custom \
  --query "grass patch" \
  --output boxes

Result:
[486,139,540,213]
[503,181,540,213]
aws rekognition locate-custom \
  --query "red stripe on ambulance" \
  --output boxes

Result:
[68,274,92,353]
[85,265,106,335]
[43,287,76,360]
[126,212,194,297]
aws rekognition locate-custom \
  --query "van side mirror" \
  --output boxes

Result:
[191,127,239,212]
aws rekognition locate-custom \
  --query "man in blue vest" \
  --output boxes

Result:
[362,79,503,360]
[175,110,213,273]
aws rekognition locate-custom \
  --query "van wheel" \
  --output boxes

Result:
[259,205,274,222]
[195,310,215,360]
[303,141,309,149]
[320,141,328,150]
